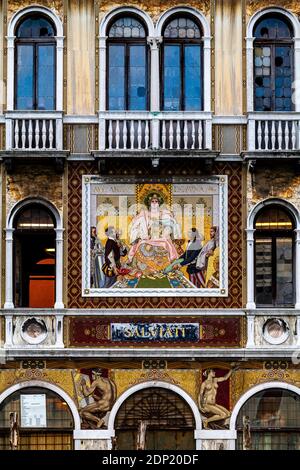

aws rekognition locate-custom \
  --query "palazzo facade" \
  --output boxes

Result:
[0,0,300,451]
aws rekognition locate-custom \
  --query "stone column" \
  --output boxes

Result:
[246,228,256,309]
[295,229,300,309]
[4,228,15,309]
[147,37,162,150]
[54,228,64,309]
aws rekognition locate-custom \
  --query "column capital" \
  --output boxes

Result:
[147,36,163,50]
[98,35,108,49]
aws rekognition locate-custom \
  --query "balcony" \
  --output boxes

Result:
[247,112,300,154]
[5,111,63,151]
[98,111,213,152]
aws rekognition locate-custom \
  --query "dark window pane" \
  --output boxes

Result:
[16,45,34,110]
[163,45,181,111]
[275,46,292,111]
[17,16,55,38]
[254,16,293,39]
[108,44,125,110]
[37,45,55,110]
[276,237,293,305]
[255,237,273,305]
[184,45,202,110]
[128,45,146,110]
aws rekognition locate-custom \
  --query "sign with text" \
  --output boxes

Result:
[21,394,47,428]
[111,323,199,342]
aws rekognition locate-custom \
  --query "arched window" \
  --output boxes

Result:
[13,204,56,308]
[15,14,56,110]
[115,387,195,450]
[0,387,74,450]
[107,16,148,110]
[253,14,293,111]
[254,206,295,307]
[162,16,203,111]
[236,388,300,450]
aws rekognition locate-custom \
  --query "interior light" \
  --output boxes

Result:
[45,248,55,253]
[18,223,54,228]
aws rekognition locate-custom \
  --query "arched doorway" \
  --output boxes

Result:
[235,387,300,450]
[114,387,196,450]
[0,387,74,450]
[13,203,56,308]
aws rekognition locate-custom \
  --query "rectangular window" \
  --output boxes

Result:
[276,237,293,305]
[128,45,147,110]
[184,45,202,110]
[163,45,181,111]
[16,45,34,110]
[108,44,125,110]
[255,237,273,305]
[37,44,55,110]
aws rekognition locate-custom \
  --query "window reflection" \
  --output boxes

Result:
[162,16,202,111]
[15,15,56,110]
[107,16,148,111]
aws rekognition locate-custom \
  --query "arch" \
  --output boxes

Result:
[156,7,210,37]
[8,5,63,38]
[247,7,300,39]
[99,6,154,37]
[246,198,300,310]
[0,380,81,430]
[7,197,62,231]
[5,197,64,309]
[6,5,64,111]
[246,7,300,112]
[248,198,300,230]
[108,381,202,432]
[230,381,300,431]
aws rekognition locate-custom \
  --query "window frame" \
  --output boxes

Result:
[14,16,57,111]
[254,207,295,307]
[253,15,294,112]
[161,15,204,112]
[106,16,149,111]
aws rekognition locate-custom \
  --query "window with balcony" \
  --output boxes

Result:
[162,16,203,111]
[253,14,293,112]
[15,14,56,111]
[254,205,295,307]
[107,16,148,111]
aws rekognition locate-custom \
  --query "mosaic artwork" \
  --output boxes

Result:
[82,177,228,297]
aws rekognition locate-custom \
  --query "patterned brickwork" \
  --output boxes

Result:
[67,161,243,309]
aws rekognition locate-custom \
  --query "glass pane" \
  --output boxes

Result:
[108,16,146,38]
[184,45,202,110]
[255,237,273,305]
[275,46,292,111]
[16,45,34,110]
[255,206,294,230]
[37,45,55,110]
[163,45,181,111]
[254,16,293,39]
[254,46,271,111]
[17,16,55,38]
[108,44,125,110]
[276,237,293,305]
[164,17,201,39]
[128,45,147,110]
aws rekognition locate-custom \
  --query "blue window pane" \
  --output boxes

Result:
[128,45,147,110]
[164,45,181,111]
[108,45,125,110]
[37,45,55,110]
[16,45,34,110]
[184,45,202,110]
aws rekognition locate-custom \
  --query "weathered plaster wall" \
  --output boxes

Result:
[215,0,243,115]
[7,0,64,22]
[247,164,300,215]
[246,0,300,19]
[6,164,63,216]
[67,0,95,115]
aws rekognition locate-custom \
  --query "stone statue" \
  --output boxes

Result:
[198,365,238,429]
[79,369,116,429]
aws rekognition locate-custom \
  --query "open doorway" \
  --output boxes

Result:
[13,204,56,308]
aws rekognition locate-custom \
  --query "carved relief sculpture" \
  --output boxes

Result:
[198,365,239,429]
